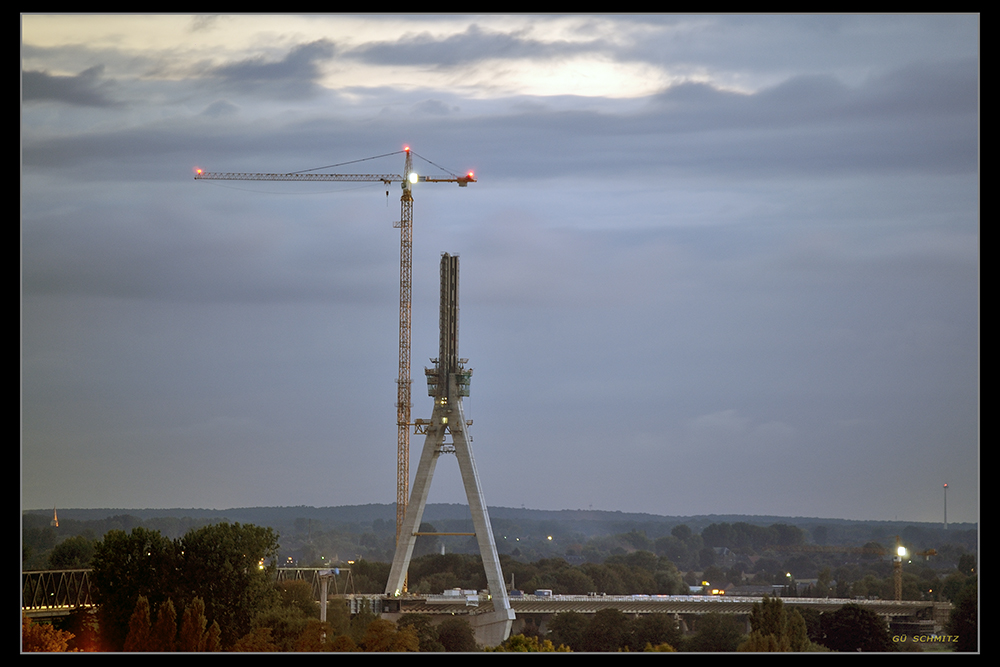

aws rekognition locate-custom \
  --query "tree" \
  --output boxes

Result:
[547,611,588,651]
[360,618,418,652]
[48,535,96,569]
[819,603,894,652]
[644,642,676,652]
[327,634,360,652]
[671,524,693,542]
[295,619,334,651]
[957,553,976,577]
[90,527,176,651]
[631,613,682,652]
[276,579,319,618]
[60,607,100,652]
[22,615,75,652]
[178,597,213,651]
[150,598,177,651]
[123,596,153,652]
[685,613,744,652]
[581,608,632,652]
[437,617,478,652]
[176,522,279,647]
[490,634,567,651]
[946,577,977,652]
[397,614,444,652]
[232,627,280,652]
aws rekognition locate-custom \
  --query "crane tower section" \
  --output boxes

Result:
[194,148,476,546]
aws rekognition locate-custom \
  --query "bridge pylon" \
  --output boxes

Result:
[384,253,513,646]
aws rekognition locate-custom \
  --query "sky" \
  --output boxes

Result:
[21,14,978,524]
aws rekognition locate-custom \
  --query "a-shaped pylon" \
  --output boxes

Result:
[384,253,513,644]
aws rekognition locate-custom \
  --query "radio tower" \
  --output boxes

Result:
[384,253,514,645]
[943,483,948,530]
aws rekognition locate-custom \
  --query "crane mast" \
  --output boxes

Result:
[396,149,414,544]
[195,148,475,556]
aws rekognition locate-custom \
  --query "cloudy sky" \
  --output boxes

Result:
[22,15,978,524]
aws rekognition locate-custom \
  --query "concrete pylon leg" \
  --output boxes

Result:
[385,424,444,597]
[449,398,513,637]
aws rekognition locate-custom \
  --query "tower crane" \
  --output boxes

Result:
[195,147,476,550]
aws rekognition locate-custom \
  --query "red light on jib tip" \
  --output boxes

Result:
[195,168,203,175]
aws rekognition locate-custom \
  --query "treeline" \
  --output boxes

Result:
[26,520,978,652]
[89,523,279,650]
[25,512,977,606]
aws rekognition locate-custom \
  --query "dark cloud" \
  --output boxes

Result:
[200,100,240,118]
[22,65,121,107]
[21,55,977,187]
[347,24,603,67]
[205,39,335,98]
[411,99,459,116]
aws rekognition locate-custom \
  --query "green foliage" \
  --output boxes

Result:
[327,634,360,652]
[644,642,676,652]
[580,608,632,652]
[749,594,785,637]
[177,597,211,651]
[232,627,280,652]
[490,634,567,651]
[58,607,101,652]
[945,576,977,652]
[250,606,311,651]
[818,603,894,652]
[739,631,788,652]
[631,613,683,652]
[738,595,810,652]
[702,521,804,550]
[90,522,278,650]
[397,614,444,652]
[348,606,378,646]
[295,619,335,651]
[150,598,177,651]
[22,615,75,652]
[436,617,478,652]
[360,618,419,652]
[546,611,588,651]
[176,522,279,646]
[48,535,96,569]
[407,553,486,593]
[90,527,176,651]
[324,599,352,639]
[123,595,152,651]
[350,558,393,593]
[684,613,745,652]
[276,579,319,618]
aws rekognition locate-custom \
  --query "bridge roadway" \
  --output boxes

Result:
[382,593,949,636]
[387,592,941,619]
[23,569,948,632]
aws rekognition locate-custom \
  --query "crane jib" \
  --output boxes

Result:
[195,172,402,182]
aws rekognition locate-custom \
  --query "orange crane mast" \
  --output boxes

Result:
[195,147,476,547]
